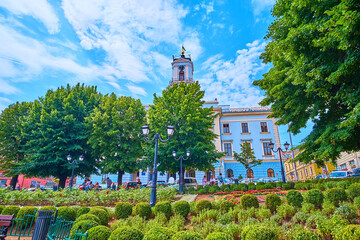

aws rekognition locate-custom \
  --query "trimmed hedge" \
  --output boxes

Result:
[88,207,109,225]
[241,225,276,240]
[74,214,101,225]
[144,227,175,240]
[2,205,20,216]
[171,231,202,240]
[240,194,259,209]
[87,225,112,240]
[69,220,99,239]
[265,193,282,213]
[109,226,143,240]
[57,206,76,221]
[115,202,132,219]
[205,232,233,240]
[303,189,324,208]
[220,201,234,212]
[325,188,347,207]
[77,207,90,217]
[173,201,190,217]
[134,202,152,219]
[286,190,303,208]
[16,206,37,219]
[347,183,360,200]
[294,229,321,240]
[195,200,212,213]
[0,205,4,215]
[154,201,172,219]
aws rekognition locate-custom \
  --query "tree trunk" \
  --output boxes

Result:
[59,175,67,189]
[10,175,18,190]
[117,171,123,188]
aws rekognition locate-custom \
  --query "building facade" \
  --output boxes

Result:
[84,52,284,185]
[335,151,360,171]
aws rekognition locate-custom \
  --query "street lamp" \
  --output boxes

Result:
[67,154,84,189]
[172,150,190,194]
[269,141,289,183]
[141,124,174,206]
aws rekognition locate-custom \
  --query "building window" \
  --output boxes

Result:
[262,141,272,156]
[223,123,230,133]
[179,71,184,80]
[206,170,214,181]
[227,169,234,178]
[310,167,313,175]
[305,168,308,177]
[224,143,232,156]
[260,122,268,133]
[246,168,254,178]
[285,165,288,172]
[340,164,347,170]
[267,168,275,177]
[241,123,249,133]
[300,171,303,178]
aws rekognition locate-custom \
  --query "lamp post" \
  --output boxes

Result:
[141,124,175,206]
[67,154,84,189]
[269,141,289,183]
[172,150,190,194]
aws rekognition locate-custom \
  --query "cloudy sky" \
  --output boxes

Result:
[0,0,311,146]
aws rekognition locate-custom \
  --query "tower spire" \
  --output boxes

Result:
[181,45,186,55]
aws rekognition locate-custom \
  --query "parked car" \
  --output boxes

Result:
[351,167,360,177]
[122,181,141,189]
[239,178,254,184]
[258,177,280,183]
[329,170,352,179]
[314,174,325,179]
[175,177,198,189]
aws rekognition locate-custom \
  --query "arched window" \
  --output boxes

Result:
[179,71,184,80]
[267,168,275,177]
[246,168,254,178]
[206,170,214,181]
[187,169,195,178]
[226,169,234,178]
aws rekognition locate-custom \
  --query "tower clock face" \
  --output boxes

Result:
[179,65,185,71]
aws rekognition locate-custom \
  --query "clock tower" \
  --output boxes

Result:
[169,46,194,86]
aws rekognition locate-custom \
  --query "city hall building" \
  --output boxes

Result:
[87,52,283,185]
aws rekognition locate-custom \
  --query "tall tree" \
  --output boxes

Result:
[20,84,102,188]
[147,82,223,179]
[0,102,31,189]
[254,0,360,164]
[233,143,262,178]
[87,94,147,187]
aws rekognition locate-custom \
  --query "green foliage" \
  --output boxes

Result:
[337,225,360,240]
[241,225,276,240]
[276,182,282,189]
[16,206,37,219]
[254,0,360,166]
[291,211,309,224]
[77,207,90,217]
[134,202,152,219]
[270,214,283,225]
[334,203,358,223]
[286,190,303,208]
[87,225,112,240]
[1,205,20,216]
[265,193,282,213]
[147,82,223,175]
[154,201,172,219]
[303,189,324,208]
[277,204,296,220]
[220,201,234,213]
[218,212,233,225]
[293,229,321,240]
[325,188,347,207]
[256,208,271,221]
[205,232,233,240]
[195,199,212,213]
[74,214,101,225]
[0,205,4,214]
[198,189,206,194]
[322,201,336,216]
[171,231,202,240]
[248,182,256,190]
[109,226,143,240]
[282,182,295,190]
[167,214,186,232]
[115,202,132,219]
[88,207,109,225]
[233,143,262,172]
[173,200,190,218]
[240,194,259,209]
[144,227,175,240]
[57,206,76,221]
[69,220,99,239]
[305,214,326,229]
[347,183,360,200]
[301,203,315,213]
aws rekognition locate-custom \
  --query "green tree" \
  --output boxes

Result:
[147,82,223,179]
[233,143,262,177]
[254,0,360,164]
[87,94,147,187]
[20,84,102,188]
[0,102,31,189]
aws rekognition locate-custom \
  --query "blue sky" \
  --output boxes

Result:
[0,0,311,147]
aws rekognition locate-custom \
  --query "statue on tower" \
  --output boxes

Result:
[181,45,186,55]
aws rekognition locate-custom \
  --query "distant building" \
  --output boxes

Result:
[0,171,63,188]
[335,151,360,171]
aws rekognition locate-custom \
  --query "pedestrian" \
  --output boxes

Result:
[136,175,140,183]
[94,182,99,190]
[210,176,215,186]
[218,173,223,187]
[106,177,112,188]
[111,182,116,190]
[202,176,206,187]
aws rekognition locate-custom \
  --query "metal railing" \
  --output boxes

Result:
[1,211,36,238]
[47,217,74,240]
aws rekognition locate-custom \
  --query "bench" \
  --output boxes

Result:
[0,215,14,240]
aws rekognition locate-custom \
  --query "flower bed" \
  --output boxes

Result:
[213,188,285,196]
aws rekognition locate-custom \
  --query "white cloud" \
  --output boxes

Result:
[0,97,12,112]
[199,40,267,107]
[0,0,59,34]
[200,1,214,15]
[126,84,147,97]
[251,0,275,16]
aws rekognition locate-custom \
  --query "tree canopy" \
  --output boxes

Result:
[254,0,360,164]
[147,82,223,175]
[87,93,147,187]
[233,143,262,173]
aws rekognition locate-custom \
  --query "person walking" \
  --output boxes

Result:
[202,176,207,187]
[106,177,112,188]
[218,173,223,187]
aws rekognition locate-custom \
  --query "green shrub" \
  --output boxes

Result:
[322,201,336,216]
[69,220,99,239]
[189,201,196,215]
[303,189,324,208]
[109,226,143,240]
[220,184,228,191]
[316,183,326,191]
[195,200,212,213]
[220,201,234,212]
[223,187,230,192]
[57,206,76,221]
[74,214,101,225]
[334,203,358,223]
[238,208,256,222]
[276,182,283,189]
[198,189,206,194]
[337,180,350,189]
[291,211,309,224]
[337,225,360,240]
[240,183,248,191]
[286,190,303,208]
[88,207,109,225]
[115,202,132,219]
[293,229,321,240]
[171,231,202,240]
[277,204,296,220]
[173,201,190,217]
[16,206,37,219]
[248,182,256,190]
[256,208,271,221]
[256,184,265,190]
[197,185,203,191]
[354,196,360,207]
[301,203,315,213]
[87,225,112,240]
[39,206,56,212]
[211,201,221,210]
[325,181,338,189]
[0,205,4,214]
[134,202,152,219]
[305,214,326,229]
[325,188,347,207]
[241,225,276,240]
[208,186,217,194]
[265,193,282,213]
[257,181,265,186]
[270,214,283,225]
[347,183,360,200]
[218,212,233,225]
[154,201,172,219]
[295,182,305,190]
[167,215,186,232]
[264,182,275,189]
[71,206,80,215]
[282,181,295,190]
[205,232,233,240]
[230,184,238,191]
[77,207,90,217]
[2,205,20,216]
[240,194,259,209]
[144,227,174,240]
